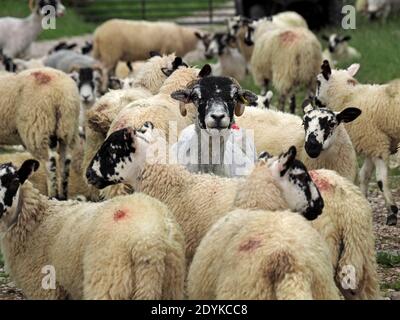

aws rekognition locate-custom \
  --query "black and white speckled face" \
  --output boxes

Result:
[86,122,155,189]
[171,76,257,131]
[0,160,39,222]
[323,34,351,53]
[227,16,242,38]
[260,146,324,221]
[303,103,361,158]
[204,33,228,59]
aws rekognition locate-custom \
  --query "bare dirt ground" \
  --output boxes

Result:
[1,182,399,300]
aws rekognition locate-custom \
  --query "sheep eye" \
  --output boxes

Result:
[329,122,335,128]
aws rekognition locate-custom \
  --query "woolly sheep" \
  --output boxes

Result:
[246,20,322,112]
[86,124,380,299]
[0,0,65,58]
[322,34,361,67]
[315,60,400,226]
[188,209,340,300]
[93,19,204,75]
[86,127,324,261]
[0,67,80,200]
[0,160,185,300]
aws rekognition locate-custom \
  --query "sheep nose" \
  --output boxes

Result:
[82,95,90,101]
[305,134,322,158]
[211,113,225,123]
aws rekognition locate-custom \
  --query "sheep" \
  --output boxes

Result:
[322,34,361,66]
[86,124,380,299]
[82,53,186,183]
[115,60,145,79]
[363,0,400,20]
[245,19,322,112]
[249,90,274,109]
[92,19,205,75]
[0,67,80,200]
[86,126,324,261]
[0,160,185,300]
[197,32,248,81]
[0,0,65,58]
[315,60,400,226]
[188,209,340,300]
[170,74,258,177]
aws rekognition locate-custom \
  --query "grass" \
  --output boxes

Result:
[381,281,400,291]
[377,252,400,268]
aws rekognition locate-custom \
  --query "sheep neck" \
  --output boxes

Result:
[23,12,44,50]
[1,182,48,252]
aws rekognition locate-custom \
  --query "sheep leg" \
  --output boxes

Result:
[46,135,59,199]
[373,158,398,226]
[289,95,296,114]
[260,79,269,96]
[278,94,287,112]
[58,140,71,201]
[359,157,374,197]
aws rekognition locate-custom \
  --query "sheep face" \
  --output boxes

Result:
[259,146,324,221]
[0,160,39,231]
[35,0,65,17]
[204,33,229,59]
[86,122,156,190]
[227,16,242,38]
[303,102,361,158]
[71,67,101,106]
[322,34,351,53]
[171,76,257,131]
[315,60,360,107]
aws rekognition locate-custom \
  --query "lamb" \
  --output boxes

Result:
[0,0,65,58]
[92,19,205,75]
[86,124,380,299]
[362,0,400,20]
[198,32,248,81]
[315,60,400,226]
[322,34,361,66]
[0,160,185,300]
[170,74,258,177]
[245,19,322,112]
[188,208,340,300]
[0,67,80,200]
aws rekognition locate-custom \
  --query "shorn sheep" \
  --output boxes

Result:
[86,125,324,261]
[93,19,205,75]
[188,209,340,300]
[0,0,65,58]
[0,160,185,300]
[315,60,400,226]
[0,67,80,200]
[322,34,361,67]
[245,18,322,112]
[86,124,380,299]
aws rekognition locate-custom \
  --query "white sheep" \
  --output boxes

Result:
[0,67,80,200]
[322,34,361,66]
[246,19,322,112]
[86,124,380,299]
[315,60,400,226]
[93,19,205,75]
[360,0,400,20]
[0,0,65,58]
[188,209,340,299]
[0,160,186,300]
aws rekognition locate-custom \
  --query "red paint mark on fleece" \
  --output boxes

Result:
[231,123,240,130]
[239,238,262,252]
[31,71,51,85]
[279,31,299,44]
[113,209,128,221]
[309,171,333,193]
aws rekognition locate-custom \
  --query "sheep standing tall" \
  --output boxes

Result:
[316,61,400,226]
[0,68,80,199]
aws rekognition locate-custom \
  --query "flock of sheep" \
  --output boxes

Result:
[0,0,398,300]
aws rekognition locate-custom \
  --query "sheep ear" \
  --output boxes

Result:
[234,89,257,117]
[321,60,332,80]
[302,99,314,113]
[69,71,79,83]
[108,77,123,90]
[258,151,272,161]
[322,34,330,41]
[277,146,297,177]
[336,107,361,123]
[347,63,360,77]
[18,159,39,184]
[341,35,351,42]
[171,89,192,116]
[199,64,212,78]
[194,31,204,40]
